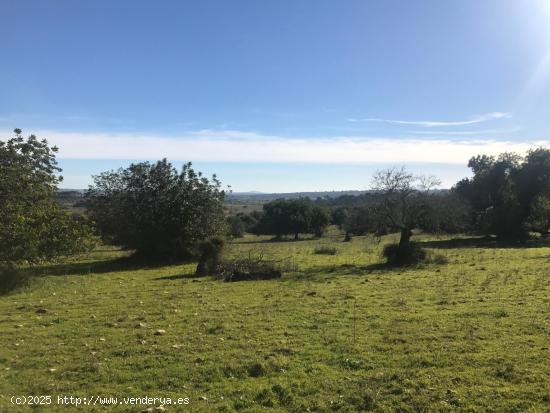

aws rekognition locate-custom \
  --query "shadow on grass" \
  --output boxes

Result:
[296,262,417,281]
[0,266,31,296]
[154,272,202,281]
[420,236,550,250]
[231,236,320,245]
[28,255,194,277]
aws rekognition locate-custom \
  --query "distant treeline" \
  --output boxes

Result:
[225,190,370,204]
[229,149,550,247]
[3,128,550,272]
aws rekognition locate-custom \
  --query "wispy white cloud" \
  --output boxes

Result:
[347,112,511,127]
[412,127,520,136]
[7,128,547,166]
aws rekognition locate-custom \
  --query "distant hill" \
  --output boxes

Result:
[226,190,370,203]
[57,189,449,209]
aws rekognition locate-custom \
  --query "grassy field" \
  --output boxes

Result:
[223,203,264,215]
[0,231,549,412]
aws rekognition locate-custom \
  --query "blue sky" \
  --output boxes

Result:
[1,0,550,191]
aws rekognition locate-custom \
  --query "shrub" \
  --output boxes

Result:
[215,251,294,282]
[216,259,281,282]
[313,246,338,255]
[381,242,426,265]
[227,215,245,238]
[195,237,225,276]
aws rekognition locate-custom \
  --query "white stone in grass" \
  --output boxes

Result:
[154,329,166,336]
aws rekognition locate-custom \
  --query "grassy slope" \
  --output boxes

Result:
[0,232,549,412]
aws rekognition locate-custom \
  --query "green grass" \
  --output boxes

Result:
[1,231,549,412]
[224,203,264,215]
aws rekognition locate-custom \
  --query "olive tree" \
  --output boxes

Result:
[372,167,440,263]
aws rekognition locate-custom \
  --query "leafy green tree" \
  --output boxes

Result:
[310,206,330,237]
[517,148,550,234]
[528,194,550,235]
[85,159,226,258]
[455,149,550,238]
[254,198,329,239]
[0,129,95,265]
[238,211,262,233]
[342,206,377,239]
[416,192,473,234]
[227,215,245,238]
[330,207,349,229]
[455,153,522,238]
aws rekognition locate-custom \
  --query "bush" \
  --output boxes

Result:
[195,237,225,276]
[215,252,294,282]
[313,246,337,255]
[227,216,245,238]
[381,242,426,265]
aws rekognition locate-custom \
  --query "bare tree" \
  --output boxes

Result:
[372,167,440,260]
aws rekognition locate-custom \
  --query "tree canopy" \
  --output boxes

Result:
[253,198,330,239]
[370,167,441,263]
[85,160,226,259]
[0,129,94,264]
[455,148,550,238]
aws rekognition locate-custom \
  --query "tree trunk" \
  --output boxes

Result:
[294,232,299,240]
[397,228,412,261]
